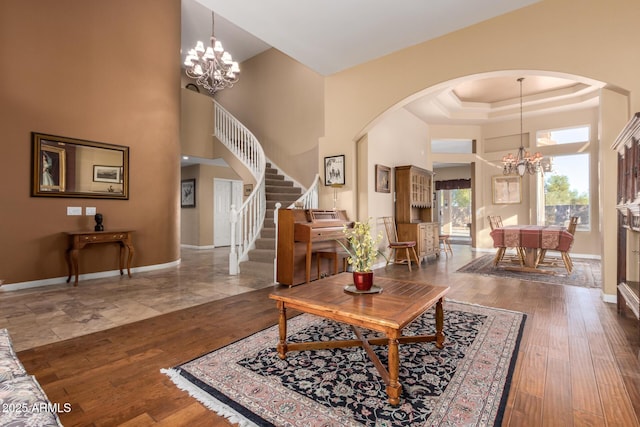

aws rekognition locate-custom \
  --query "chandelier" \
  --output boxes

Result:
[502,77,543,176]
[184,12,240,95]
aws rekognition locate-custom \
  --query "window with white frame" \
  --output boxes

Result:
[536,125,590,146]
[539,153,590,230]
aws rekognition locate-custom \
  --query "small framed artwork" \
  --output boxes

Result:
[181,178,196,208]
[324,154,345,186]
[243,183,253,196]
[93,165,121,183]
[39,145,66,192]
[492,175,521,204]
[375,164,391,193]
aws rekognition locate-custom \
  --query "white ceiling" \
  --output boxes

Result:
[184,0,542,76]
[180,0,606,166]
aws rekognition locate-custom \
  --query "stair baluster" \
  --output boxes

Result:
[214,101,266,274]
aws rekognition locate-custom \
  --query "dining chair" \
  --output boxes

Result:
[537,216,579,271]
[382,217,420,271]
[488,215,524,266]
[487,215,504,231]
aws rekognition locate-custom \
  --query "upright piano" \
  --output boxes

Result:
[277,209,353,286]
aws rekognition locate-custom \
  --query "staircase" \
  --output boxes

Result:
[238,162,302,280]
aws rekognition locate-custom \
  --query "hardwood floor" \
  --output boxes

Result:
[14,246,640,426]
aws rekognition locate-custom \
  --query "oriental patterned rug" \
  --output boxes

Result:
[163,301,526,427]
[457,254,601,288]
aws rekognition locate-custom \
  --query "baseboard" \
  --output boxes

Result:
[601,292,617,304]
[1,259,181,292]
[180,244,216,250]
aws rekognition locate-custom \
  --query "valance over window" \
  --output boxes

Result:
[435,179,471,191]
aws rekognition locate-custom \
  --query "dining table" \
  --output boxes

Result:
[489,224,574,273]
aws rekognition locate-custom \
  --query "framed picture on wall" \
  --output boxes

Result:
[93,165,121,183]
[39,145,66,192]
[492,175,521,204]
[181,178,196,208]
[375,164,391,193]
[324,155,345,186]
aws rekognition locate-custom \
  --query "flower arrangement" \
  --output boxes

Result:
[339,218,384,272]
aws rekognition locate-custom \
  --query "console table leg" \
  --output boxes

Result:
[66,249,73,283]
[119,243,125,275]
[70,249,79,287]
[126,244,134,278]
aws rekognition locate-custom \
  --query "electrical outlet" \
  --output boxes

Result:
[67,207,82,216]
[86,207,96,215]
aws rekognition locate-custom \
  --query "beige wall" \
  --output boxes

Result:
[2,0,635,299]
[180,164,241,247]
[0,0,181,284]
[320,0,639,214]
[317,0,638,299]
[363,108,430,220]
[181,89,215,159]
[215,49,324,188]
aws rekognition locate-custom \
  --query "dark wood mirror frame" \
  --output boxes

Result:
[31,132,129,199]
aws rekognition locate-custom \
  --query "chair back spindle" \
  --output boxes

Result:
[381,217,420,272]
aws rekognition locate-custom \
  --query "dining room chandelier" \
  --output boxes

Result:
[183,12,240,95]
[502,77,543,176]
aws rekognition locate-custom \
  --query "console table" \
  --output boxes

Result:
[65,230,134,286]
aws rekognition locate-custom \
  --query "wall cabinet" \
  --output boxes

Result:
[612,112,640,336]
[394,165,438,262]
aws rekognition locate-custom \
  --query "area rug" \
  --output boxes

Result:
[457,254,601,288]
[162,301,526,427]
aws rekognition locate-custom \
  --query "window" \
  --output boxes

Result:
[537,125,589,146]
[539,153,590,230]
[431,139,473,153]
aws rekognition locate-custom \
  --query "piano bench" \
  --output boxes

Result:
[316,251,350,279]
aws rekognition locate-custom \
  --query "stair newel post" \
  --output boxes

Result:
[248,197,254,251]
[229,204,239,275]
[274,202,281,282]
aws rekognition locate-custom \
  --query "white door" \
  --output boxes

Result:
[214,178,242,247]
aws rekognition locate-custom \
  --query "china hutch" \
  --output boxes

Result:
[394,165,439,263]
[612,112,640,335]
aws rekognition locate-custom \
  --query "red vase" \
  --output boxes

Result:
[353,271,374,291]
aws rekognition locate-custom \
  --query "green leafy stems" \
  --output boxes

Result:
[337,218,386,272]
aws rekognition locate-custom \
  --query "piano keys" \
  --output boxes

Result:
[276,208,353,286]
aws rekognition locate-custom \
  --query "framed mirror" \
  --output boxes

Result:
[31,132,129,199]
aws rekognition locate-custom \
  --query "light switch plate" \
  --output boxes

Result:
[67,207,82,216]
[86,207,96,216]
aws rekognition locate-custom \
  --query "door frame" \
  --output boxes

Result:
[213,178,242,247]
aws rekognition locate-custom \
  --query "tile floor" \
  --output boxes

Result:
[0,248,275,351]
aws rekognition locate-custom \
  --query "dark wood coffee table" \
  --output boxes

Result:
[269,273,450,405]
